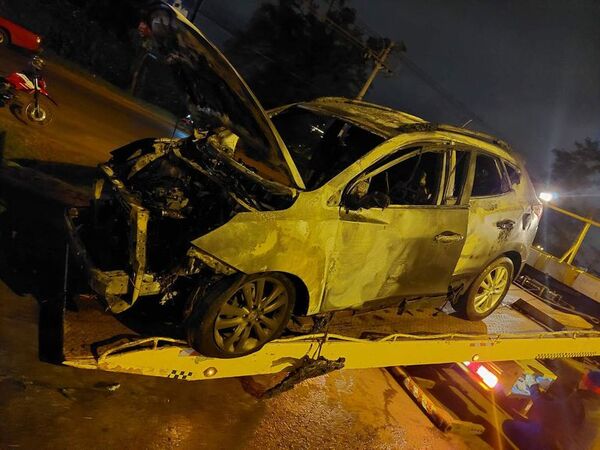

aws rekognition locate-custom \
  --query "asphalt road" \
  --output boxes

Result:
[0,46,174,169]
[0,46,488,449]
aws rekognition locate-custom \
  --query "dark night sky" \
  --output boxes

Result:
[194,0,600,178]
[352,0,600,178]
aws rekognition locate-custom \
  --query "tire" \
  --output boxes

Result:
[25,102,49,124]
[186,273,296,358]
[0,29,9,46]
[455,256,514,321]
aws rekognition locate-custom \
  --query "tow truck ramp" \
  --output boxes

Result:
[62,285,600,382]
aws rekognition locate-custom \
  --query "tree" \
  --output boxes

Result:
[551,138,600,194]
[224,0,371,108]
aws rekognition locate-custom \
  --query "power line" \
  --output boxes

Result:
[316,1,497,132]
[398,55,498,132]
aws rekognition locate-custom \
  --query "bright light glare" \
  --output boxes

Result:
[539,192,554,202]
[462,361,471,366]
[476,366,499,388]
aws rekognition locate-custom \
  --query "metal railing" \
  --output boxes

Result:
[543,203,599,266]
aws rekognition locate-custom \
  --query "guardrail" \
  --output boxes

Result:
[543,203,600,266]
[527,202,600,304]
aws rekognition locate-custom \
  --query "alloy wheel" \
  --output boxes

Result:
[473,266,509,314]
[213,276,290,354]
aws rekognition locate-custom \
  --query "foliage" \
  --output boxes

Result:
[551,138,600,193]
[224,0,372,107]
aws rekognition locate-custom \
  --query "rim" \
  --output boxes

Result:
[0,34,4,44]
[27,104,47,122]
[214,277,289,354]
[473,266,509,314]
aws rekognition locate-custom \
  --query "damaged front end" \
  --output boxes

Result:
[66,3,305,315]
[65,135,296,313]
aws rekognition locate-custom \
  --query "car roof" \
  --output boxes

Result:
[302,97,515,161]
[303,97,425,135]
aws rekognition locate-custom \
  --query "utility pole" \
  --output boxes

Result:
[317,0,402,100]
[190,0,205,23]
[356,41,394,100]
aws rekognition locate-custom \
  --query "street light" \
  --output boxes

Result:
[539,192,555,202]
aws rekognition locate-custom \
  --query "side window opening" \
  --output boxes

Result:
[472,153,510,197]
[350,150,445,207]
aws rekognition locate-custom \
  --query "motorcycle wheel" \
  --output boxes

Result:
[25,102,51,125]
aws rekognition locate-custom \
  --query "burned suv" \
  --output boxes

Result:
[66,4,541,358]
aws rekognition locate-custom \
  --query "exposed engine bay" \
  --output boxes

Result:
[85,135,295,275]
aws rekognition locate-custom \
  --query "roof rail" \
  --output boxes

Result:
[397,122,511,152]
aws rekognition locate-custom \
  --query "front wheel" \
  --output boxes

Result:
[455,257,514,320]
[25,101,51,125]
[186,273,296,358]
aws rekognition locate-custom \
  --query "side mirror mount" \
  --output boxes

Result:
[344,191,362,210]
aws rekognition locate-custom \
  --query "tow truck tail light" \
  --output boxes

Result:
[476,365,499,388]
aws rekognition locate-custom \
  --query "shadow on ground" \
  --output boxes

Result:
[13,158,97,187]
[0,159,186,365]
[0,167,70,363]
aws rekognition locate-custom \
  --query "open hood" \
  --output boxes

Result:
[139,3,305,190]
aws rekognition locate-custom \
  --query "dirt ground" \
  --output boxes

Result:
[0,47,489,449]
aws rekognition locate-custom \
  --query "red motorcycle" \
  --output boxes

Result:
[0,56,56,124]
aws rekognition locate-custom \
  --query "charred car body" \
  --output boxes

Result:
[66,4,542,358]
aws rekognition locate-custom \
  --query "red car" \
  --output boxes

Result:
[0,17,41,52]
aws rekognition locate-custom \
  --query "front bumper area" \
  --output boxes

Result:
[65,203,161,314]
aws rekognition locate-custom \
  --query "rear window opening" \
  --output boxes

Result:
[271,106,385,190]
[472,153,510,197]
[504,162,522,186]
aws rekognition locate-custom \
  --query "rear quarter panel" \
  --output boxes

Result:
[453,154,535,288]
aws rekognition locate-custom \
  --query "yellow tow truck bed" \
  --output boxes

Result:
[62,284,600,381]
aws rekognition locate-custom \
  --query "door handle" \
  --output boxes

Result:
[434,231,464,243]
[496,219,515,230]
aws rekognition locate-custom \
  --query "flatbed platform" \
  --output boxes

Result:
[62,283,600,381]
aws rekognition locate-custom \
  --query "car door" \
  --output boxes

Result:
[453,151,524,281]
[321,146,470,312]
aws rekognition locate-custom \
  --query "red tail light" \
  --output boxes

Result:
[476,366,499,388]
[462,361,499,389]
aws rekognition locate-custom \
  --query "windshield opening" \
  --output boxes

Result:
[271,106,385,190]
